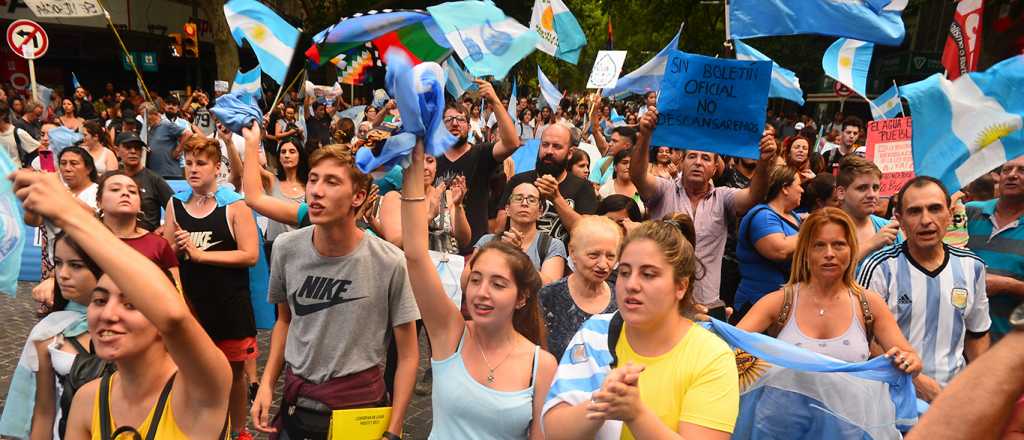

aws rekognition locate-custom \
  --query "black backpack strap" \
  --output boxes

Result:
[99,370,114,440]
[99,372,176,440]
[143,373,176,440]
[606,312,625,368]
[66,336,89,355]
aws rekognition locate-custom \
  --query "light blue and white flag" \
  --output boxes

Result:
[224,0,300,85]
[529,0,587,64]
[443,58,477,99]
[900,55,1024,193]
[822,38,874,98]
[37,84,53,116]
[870,84,903,120]
[230,67,263,98]
[537,65,562,111]
[427,1,539,80]
[601,29,681,98]
[0,147,23,297]
[730,0,908,46]
[508,80,518,122]
[71,72,81,90]
[734,39,804,106]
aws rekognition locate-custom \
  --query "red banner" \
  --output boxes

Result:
[942,0,985,80]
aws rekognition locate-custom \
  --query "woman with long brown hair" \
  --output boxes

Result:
[80,121,118,174]
[401,140,556,439]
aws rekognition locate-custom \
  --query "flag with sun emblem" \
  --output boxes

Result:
[901,54,1024,193]
[529,0,586,64]
[224,0,300,85]
[702,319,921,438]
[822,38,874,99]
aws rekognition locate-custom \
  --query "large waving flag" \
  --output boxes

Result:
[306,10,450,68]
[231,67,263,98]
[224,0,300,85]
[822,38,874,98]
[427,1,539,80]
[734,40,805,106]
[730,0,908,46]
[529,0,587,64]
[537,65,563,111]
[901,55,1024,193]
[338,48,377,86]
[0,147,23,296]
[601,28,681,98]
[443,58,477,98]
[870,84,903,120]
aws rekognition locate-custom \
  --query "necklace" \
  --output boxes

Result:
[473,328,514,384]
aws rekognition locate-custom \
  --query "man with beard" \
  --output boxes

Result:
[115,132,173,231]
[835,155,902,270]
[436,79,523,252]
[966,156,1024,342]
[630,108,776,319]
[498,122,598,245]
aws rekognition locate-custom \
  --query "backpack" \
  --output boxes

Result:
[765,284,875,341]
[59,338,117,438]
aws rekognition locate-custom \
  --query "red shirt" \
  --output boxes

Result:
[122,232,178,272]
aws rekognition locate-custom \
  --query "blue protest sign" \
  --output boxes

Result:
[651,50,771,159]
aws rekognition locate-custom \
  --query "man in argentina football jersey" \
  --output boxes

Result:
[858,176,991,403]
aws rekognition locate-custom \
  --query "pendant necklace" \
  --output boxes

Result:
[474,329,514,384]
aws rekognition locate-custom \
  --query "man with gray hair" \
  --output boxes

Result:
[14,100,43,140]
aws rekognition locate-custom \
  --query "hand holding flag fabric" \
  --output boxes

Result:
[211,91,264,135]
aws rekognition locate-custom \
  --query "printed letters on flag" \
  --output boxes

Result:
[529,0,587,64]
[941,0,985,80]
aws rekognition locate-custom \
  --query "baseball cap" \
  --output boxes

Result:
[116,132,147,148]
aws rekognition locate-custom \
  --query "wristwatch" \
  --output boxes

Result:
[1011,302,1024,330]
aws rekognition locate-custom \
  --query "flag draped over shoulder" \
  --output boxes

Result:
[601,29,681,98]
[870,84,903,120]
[0,147,23,297]
[734,40,805,105]
[427,1,539,80]
[823,38,875,98]
[223,0,300,85]
[900,55,1024,193]
[306,10,450,68]
[537,65,563,111]
[730,0,908,46]
[529,0,587,64]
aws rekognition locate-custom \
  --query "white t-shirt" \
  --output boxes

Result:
[0,125,40,167]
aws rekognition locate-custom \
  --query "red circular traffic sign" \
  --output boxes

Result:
[833,81,853,97]
[7,19,48,60]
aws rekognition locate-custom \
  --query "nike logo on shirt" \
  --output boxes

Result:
[289,275,367,316]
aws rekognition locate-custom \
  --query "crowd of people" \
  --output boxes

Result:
[0,73,1022,440]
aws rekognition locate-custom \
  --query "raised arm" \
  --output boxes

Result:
[732,133,778,215]
[240,123,302,226]
[11,169,232,407]
[481,81,522,161]
[630,107,661,202]
[400,141,465,359]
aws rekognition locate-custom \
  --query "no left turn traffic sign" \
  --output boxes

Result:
[833,81,853,97]
[7,19,48,60]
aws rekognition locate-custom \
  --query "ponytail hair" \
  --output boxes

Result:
[622,213,701,317]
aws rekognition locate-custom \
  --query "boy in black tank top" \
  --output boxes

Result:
[163,135,260,439]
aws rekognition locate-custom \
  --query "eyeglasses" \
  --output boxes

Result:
[510,194,540,206]
[444,116,467,124]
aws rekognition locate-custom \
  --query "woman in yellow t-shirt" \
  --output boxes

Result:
[544,214,739,440]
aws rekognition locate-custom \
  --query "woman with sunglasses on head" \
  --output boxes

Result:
[10,169,232,439]
[544,213,740,440]
[0,233,98,440]
[401,140,556,439]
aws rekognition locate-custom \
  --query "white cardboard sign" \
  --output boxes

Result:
[586,50,627,89]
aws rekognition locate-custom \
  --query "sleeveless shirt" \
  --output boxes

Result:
[777,285,871,363]
[89,373,229,440]
[172,199,255,341]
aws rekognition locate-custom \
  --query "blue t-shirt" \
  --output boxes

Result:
[735,204,801,308]
[145,121,186,179]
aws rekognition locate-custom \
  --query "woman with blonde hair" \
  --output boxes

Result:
[544,213,740,440]
[737,207,920,370]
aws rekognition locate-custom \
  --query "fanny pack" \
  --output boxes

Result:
[273,366,388,440]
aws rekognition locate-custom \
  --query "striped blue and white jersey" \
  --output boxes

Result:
[857,243,990,385]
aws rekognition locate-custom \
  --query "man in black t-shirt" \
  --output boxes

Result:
[498,123,598,245]
[115,132,173,231]
[435,80,523,252]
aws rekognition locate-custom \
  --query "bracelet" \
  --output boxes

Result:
[382,432,401,440]
[400,195,426,202]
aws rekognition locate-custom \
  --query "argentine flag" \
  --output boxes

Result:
[224,0,300,85]
[730,0,908,46]
[901,55,1024,193]
[231,67,263,98]
[537,65,563,111]
[443,59,476,99]
[601,29,681,98]
[427,1,539,80]
[734,40,805,106]
[869,84,903,120]
[529,0,587,64]
[822,38,874,98]
[0,147,23,296]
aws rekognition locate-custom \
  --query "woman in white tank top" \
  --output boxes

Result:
[81,121,118,175]
[737,207,922,373]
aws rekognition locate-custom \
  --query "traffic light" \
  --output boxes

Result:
[182,23,198,58]
[168,32,182,57]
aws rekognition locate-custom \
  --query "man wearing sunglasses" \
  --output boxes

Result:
[437,79,524,253]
